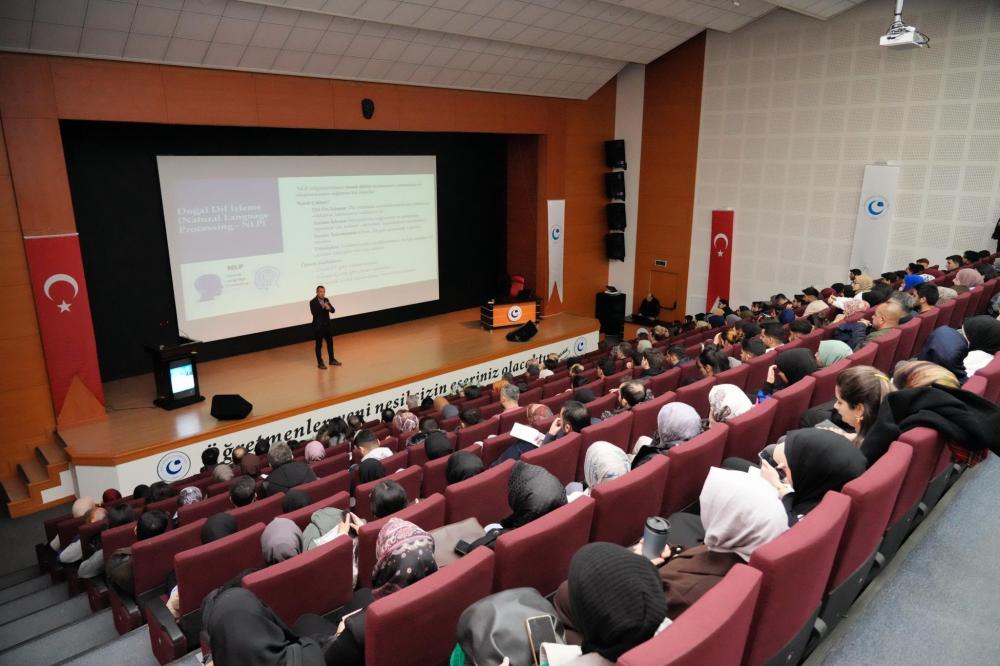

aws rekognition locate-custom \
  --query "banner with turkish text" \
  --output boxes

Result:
[706,210,734,311]
[23,235,105,416]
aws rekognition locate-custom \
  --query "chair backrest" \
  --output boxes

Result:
[590,456,670,546]
[176,523,266,616]
[543,376,571,397]
[519,386,543,405]
[810,358,851,407]
[829,442,911,591]
[799,330,824,354]
[78,520,109,559]
[421,448,482,498]
[478,402,503,421]
[295,470,350,502]
[354,466,424,522]
[56,516,88,551]
[891,428,944,525]
[976,357,1000,404]
[768,376,816,443]
[935,298,956,330]
[743,355,774,394]
[497,406,528,433]
[456,417,500,449]
[585,392,619,419]
[579,412,634,480]
[145,495,181,513]
[713,363,749,391]
[965,374,988,397]
[648,367,682,396]
[377,449,409,474]
[661,424,728,515]
[540,390,572,415]
[871,328,902,373]
[846,341,877,368]
[520,433,582,487]
[743,491,851,666]
[132,518,206,595]
[445,459,514,525]
[628,391,677,446]
[311,453,349,478]
[227,492,285,530]
[282,491,350,530]
[892,318,921,365]
[482,433,515,467]
[722,399,778,460]
[913,308,940,355]
[177,492,232,525]
[355,494,447,589]
[493,496,595,596]
[102,521,139,561]
[603,369,633,394]
[948,291,973,328]
[618,565,763,666]
[244,536,354,627]
[365,548,496,666]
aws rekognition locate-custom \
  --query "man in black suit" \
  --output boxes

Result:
[310,285,341,369]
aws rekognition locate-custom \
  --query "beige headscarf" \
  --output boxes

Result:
[72,496,96,518]
[852,274,874,293]
[700,467,789,561]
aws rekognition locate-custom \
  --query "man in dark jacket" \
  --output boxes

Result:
[309,285,341,369]
[263,442,317,496]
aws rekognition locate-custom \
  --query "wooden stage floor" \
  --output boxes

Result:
[59,309,598,465]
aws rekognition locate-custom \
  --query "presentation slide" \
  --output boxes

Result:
[156,155,439,342]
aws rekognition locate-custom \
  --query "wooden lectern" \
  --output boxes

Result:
[145,338,206,410]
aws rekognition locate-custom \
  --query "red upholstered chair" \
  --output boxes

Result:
[438,416,461,432]
[498,406,528,432]
[109,518,205,635]
[521,433,582,486]
[296,470,350,502]
[713,363,749,391]
[145,524,266,663]
[590,456,670,546]
[311,453,349,478]
[934,298,956,331]
[846,342,877,368]
[540,390,572,415]
[177,492,232,525]
[948,291,973,328]
[628,390,677,445]
[493,496,595,596]
[661,424,728,515]
[422,448,482,498]
[976,357,1000,404]
[354,466,423,522]
[578,412,634,479]
[817,442,911,638]
[799,330,824,354]
[145,495,181,512]
[618,565,763,666]
[913,309,940,355]
[378,449,410,474]
[722,399,778,460]
[768,376,816,443]
[478,402,503,421]
[406,443,430,467]
[445,459,514,525]
[810,358,851,407]
[674,376,715,419]
[870,328,902,373]
[892,318,921,365]
[585,392,619,419]
[244,537,353,626]
[647,367,682,396]
[743,355,774,395]
[519,387,543,405]
[743,492,850,666]
[481,434,515,467]
[965,374,988,397]
[679,362,702,384]
[227,492,284,530]
[917,430,954,514]
[602,369,633,394]
[282,491,350,530]
[543,376,571,397]
[365,548,495,666]
[456,417,500,449]
[355,494,447,589]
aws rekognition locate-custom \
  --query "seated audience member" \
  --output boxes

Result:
[954,268,985,293]
[380,408,395,427]
[916,258,943,278]
[936,283,959,303]
[569,442,629,499]
[707,308,727,328]
[802,287,827,316]
[304,440,326,463]
[499,383,520,413]
[423,430,453,461]
[888,290,918,323]
[58,506,107,564]
[253,440,270,457]
[262,517,304,565]
[346,413,366,439]
[201,514,238,544]
[963,250,981,266]
[740,337,768,362]
[458,407,483,431]
[600,380,650,420]
[212,463,234,483]
[461,383,482,400]
[545,400,591,442]
[892,360,961,390]
[445,451,485,485]
[525,360,541,382]
[812,366,893,449]
[761,348,817,397]
[918,327,969,384]
[697,345,731,378]
[864,301,905,344]
[571,374,590,388]
[230,476,258,508]
[240,453,261,478]
[816,340,853,368]
[371,479,408,520]
[912,282,939,313]
[175,486,203,520]
[404,394,420,412]
[230,446,247,467]
[147,481,177,503]
[441,403,460,421]
[852,273,874,294]
[408,416,439,445]
[788,318,813,341]
[105,509,170,596]
[132,484,150,502]
[77,503,134,579]
[574,387,597,404]
[102,488,122,505]
[358,459,387,485]
[282,489,313,513]
[263,442,317,497]
[553,543,669,663]
[392,410,419,434]
[595,357,616,380]
[204,588,325,664]
[568,362,586,381]
[303,505,360,552]
[694,313,711,330]
[760,322,788,350]
[634,329,652,353]
[497,462,567,532]
[707,384,753,427]
[525,403,553,428]
[354,430,393,463]
[200,447,220,474]
[432,395,450,414]
[639,349,667,377]
[665,345,692,368]
[963,316,1000,377]
[632,402,703,467]
[945,255,963,272]
[541,354,560,378]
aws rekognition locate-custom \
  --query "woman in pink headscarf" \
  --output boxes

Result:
[304,440,326,463]
[954,268,985,293]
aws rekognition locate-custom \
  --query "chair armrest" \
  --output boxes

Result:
[143,596,186,646]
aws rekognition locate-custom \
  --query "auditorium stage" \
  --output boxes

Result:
[59,309,600,497]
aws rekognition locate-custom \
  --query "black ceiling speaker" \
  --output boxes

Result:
[361,98,375,119]
[604,171,625,200]
[606,202,626,230]
[604,140,626,169]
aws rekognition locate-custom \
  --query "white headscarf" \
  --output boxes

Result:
[708,384,753,424]
[700,467,788,561]
[655,402,702,447]
[583,442,630,490]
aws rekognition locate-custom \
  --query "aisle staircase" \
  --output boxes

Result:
[0,436,76,518]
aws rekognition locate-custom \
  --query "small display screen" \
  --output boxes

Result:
[169,360,196,398]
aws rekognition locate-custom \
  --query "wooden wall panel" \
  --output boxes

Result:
[506,135,538,289]
[162,68,259,126]
[3,117,76,236]
[254,73,335,128]
[50,60,167,122]
[0,54,56,119]
[633,33,706,321]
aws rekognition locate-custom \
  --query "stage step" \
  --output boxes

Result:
[0,607,117,664]
[18,458,48,487]
[3,439,76,518]
[0,594,92,652]
[0,571,53,605]
[38,442,69,467]
[0,475,28,504]
[56,625,160,666]
[0,580,69,625]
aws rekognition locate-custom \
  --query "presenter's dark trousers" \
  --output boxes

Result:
[314,328,334,363]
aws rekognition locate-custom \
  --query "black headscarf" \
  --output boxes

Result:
[919,326,969,383]
[783,429,867,515]
[964,315,1000,355]
[501,462,567,530]
[574,388,596,404]
[445,451,485,485]
[568,542,667,661]
[204,587,325,666]
[423,431,453,461]
[776,348,818,386]
[201,513,238,544]
[358,459,387,484]
[281,489,312,513]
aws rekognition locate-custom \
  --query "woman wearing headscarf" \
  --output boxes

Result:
[919,326,969,384]
[102,489,122,505]
[445,451,485,485]
[49,496,97,550]
[262,517,304,564]
[178,486,202,506]
[631,403,704,468]
[582,442,630,492]
[761,348,817,397]
[953,268,985,293]
[392,411,419,434]
[817,339,853,367]
[212,464,234,483]
[963,315,1000,377]
[304,440,326,463]
[501,461,567,530]
[241,453,262,478]
[852,273,874,294]
[201,513,238,544]
[707,384,753,427]
[423,431,453,461]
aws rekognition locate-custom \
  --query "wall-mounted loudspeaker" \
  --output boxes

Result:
[606,232,625,261]
[604,171,625,200]
[604,140,626,169]
[606,203,626,230]
[361,98,375,119]
[505,321,538,342]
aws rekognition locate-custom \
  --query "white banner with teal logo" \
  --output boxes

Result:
[849,164,899,276]
[547,200,565,302]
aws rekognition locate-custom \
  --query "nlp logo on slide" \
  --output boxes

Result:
[157,452,191,481]
[865,196,888,219]
[574,337,587,354]
[508,306,523,322]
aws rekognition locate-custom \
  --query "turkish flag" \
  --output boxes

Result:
[706,210,734,311]
[23,235,105,416]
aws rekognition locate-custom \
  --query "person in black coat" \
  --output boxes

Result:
[310,285,341,369]
[263,442,317,497]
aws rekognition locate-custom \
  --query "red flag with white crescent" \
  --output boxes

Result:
[23,235,105,416]
[706,210,734,311]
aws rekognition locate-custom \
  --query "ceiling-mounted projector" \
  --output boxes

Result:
[879,0,929,48]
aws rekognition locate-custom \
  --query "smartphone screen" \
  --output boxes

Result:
[526,615,558,666]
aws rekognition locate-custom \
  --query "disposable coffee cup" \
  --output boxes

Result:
[641,516,671,560]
